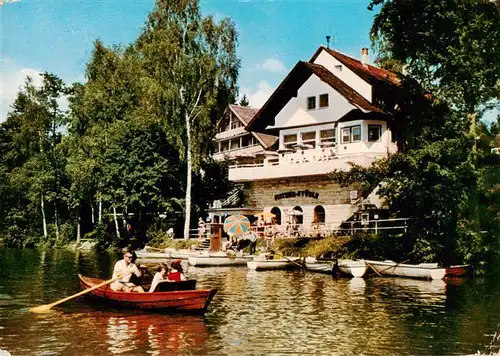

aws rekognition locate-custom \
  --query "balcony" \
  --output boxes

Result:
[228,146,388,182]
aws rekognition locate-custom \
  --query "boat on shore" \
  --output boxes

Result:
[136,248,202,260]
[247,255,301,271]
[188,252,254,267]
[364,260,446,280]
[304,258,367,278]
[78,274,217,313]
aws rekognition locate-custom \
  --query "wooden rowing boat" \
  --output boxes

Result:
[364,260,446,280]
[445,264,472,277]
[247,255,301,271]
[78,274,217,313]
[188,252,254,267]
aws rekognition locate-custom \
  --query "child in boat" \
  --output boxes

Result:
[168,260,187,281]
[149,263,168,292]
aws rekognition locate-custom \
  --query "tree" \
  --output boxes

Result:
[340,0,500,265]
[239,94,250,107]
[136,0,240,239]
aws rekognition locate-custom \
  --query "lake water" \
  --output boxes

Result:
[0,248,499,355]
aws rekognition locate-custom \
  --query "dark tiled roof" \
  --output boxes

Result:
[228,105,278,149]
[304,62,382,113]
[246,61,385,133]
[311,46,400,87]
[229,104,258,124]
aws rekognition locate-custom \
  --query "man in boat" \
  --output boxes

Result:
[110,248,146,292]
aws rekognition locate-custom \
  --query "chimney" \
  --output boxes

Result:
[326,36,331,49]
[361,48,369,66]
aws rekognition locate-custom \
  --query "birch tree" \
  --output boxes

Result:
[137,0,239,239]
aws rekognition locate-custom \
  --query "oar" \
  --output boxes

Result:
[275,253,305,269]
[367,259,410,277]
[29,273,128,313]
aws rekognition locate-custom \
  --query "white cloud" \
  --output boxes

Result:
[240,80,274,108]
[256,58,286,73]
[0,57,43,122]
[0,0,22,5]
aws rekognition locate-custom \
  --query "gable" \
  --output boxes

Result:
[269,74,356,129]
[246,61,383,134]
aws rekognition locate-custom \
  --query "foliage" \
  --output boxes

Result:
[239,94,250,107]
[329,0,500,266]
[0,1,238,248]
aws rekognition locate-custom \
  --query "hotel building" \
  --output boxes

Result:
[211,46,402,233]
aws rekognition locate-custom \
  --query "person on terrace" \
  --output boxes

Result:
[110,248,146,292]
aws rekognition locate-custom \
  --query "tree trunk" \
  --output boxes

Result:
[54,203,59,243]
[76,217,81,244]
[113,205,120,239]
[41,195,48,238]
[91,203,95,225]
[98,196,102,224]
[183,112,192,240]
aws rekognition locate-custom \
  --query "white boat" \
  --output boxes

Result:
[337,259,367,278]
[247,255,301,271]
[188,252,254,267]
[304,257,333,274]
[304,257,367,278]
[136,248,201,260]
[364,260,446,280]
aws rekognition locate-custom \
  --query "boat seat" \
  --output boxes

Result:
[153,279,197,292]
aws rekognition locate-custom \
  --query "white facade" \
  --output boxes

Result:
[269,75,356,130]
[312,50,372,101]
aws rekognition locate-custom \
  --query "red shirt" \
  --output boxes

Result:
[168,271,182,281]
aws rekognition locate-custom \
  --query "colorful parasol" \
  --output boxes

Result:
[223,215,251,236]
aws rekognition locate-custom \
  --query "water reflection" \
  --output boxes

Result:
[1,249,500,356]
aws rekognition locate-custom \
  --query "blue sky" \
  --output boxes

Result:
[0,0,380,122]
[1,0,496,124]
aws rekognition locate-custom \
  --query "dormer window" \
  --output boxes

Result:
[307,96,316,110]
[319,94,329,108]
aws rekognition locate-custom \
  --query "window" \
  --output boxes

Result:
[319,94,329,108]
[352,126,361,141]
[334,65,343,71]
[307,96,316,110]
[302,131,316,148]
[221,141,229,152]
[341,125,361,143]
[292,206,303,225]
[368,125,382,142]
[230,120,242,130]
[271,207,281,225]
[230,139,240,150]
[283,134,297,149]
[314,206,325,224]
[320,128,336,145]
[241,135,251,147]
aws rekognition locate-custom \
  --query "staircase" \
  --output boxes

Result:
[192,238,211,251]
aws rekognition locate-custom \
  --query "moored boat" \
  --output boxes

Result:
[304,257,367,278]
[136,248,201,260]
[188,252,254,267]
[337,259,367,278]
[445,264,472,277]
[78,274,217,313]
[247,255,301,271]
[364,260,446,280]
[304,257,333,274]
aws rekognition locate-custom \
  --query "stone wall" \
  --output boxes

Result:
[244,175,360,208]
